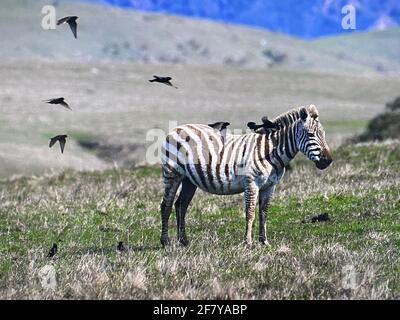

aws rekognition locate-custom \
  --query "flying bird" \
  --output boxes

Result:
[43,97,71,110]
[149,75,178,88]
[117,241,126,252]
[47,243,58,258]
[57,16,78,39]
[208,121,230,142]
[49,135,68,154]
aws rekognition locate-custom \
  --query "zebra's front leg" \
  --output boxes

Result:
[160,174,182,247]
[258,186,276,246]
[244,180,259,245]
[175,178,197,246]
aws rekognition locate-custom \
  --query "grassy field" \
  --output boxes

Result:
[1,0,399,301]
[0,139,398,299]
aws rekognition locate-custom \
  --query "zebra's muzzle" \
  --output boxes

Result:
[315,156,332,170]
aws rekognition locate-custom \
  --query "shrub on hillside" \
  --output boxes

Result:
[356,96,400,142]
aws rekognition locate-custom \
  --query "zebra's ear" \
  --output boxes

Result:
[299,108,308,121]
[307,104,319,119]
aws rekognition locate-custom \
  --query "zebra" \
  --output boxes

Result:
[160,104,332,246]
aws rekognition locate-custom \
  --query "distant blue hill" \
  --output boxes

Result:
[85,0,400,38]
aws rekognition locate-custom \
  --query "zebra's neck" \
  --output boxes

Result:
[266,121,299,170]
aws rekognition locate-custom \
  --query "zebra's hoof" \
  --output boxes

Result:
[259,238,271,247]
[160,237,170,247]
[244,239,254,248]
[179,237,190,247]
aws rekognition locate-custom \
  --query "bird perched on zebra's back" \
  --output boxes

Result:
[247,116,280,133]
[208,121,230,142]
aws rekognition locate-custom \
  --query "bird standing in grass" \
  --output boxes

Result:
[149,75,178,88]
[43,97,71,110]
[117,241,126,252]
[47,243,58,258]
[49,135,68,154]
[311,213,331,223]
[57,16,79,39]
[302,213,331,223]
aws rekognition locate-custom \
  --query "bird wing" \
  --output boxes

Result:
[60,100,71,110]
[166,80,178,88]
[57,16,70,25]
[49,136,58,148]
[59,138,66,154]
[68,20,77,39]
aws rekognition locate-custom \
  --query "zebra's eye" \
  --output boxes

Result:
[307,132,314,137]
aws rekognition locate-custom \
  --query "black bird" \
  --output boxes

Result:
[149,75,178,88]
[247,121,262,131]
[117,241,126,252]
[43,97,71,110]
[311,213,331,223]
[247,116,280,132]
[57,16,78,39]
[47,243,58,258]
[208,121,230,142]
[49,135,68,154]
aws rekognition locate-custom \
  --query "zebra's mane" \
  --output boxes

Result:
[255,104,319,134]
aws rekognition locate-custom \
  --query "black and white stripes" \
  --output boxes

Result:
[159,104,332,246]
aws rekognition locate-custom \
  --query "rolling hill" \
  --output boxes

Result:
[0,0,399,75]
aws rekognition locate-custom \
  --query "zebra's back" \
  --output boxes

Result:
[161,124,272,194]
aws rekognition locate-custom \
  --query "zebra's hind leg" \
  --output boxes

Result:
[175,178,197,246]
[160,168,183,247]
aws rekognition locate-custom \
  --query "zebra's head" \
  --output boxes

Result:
[297,105,332,170]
